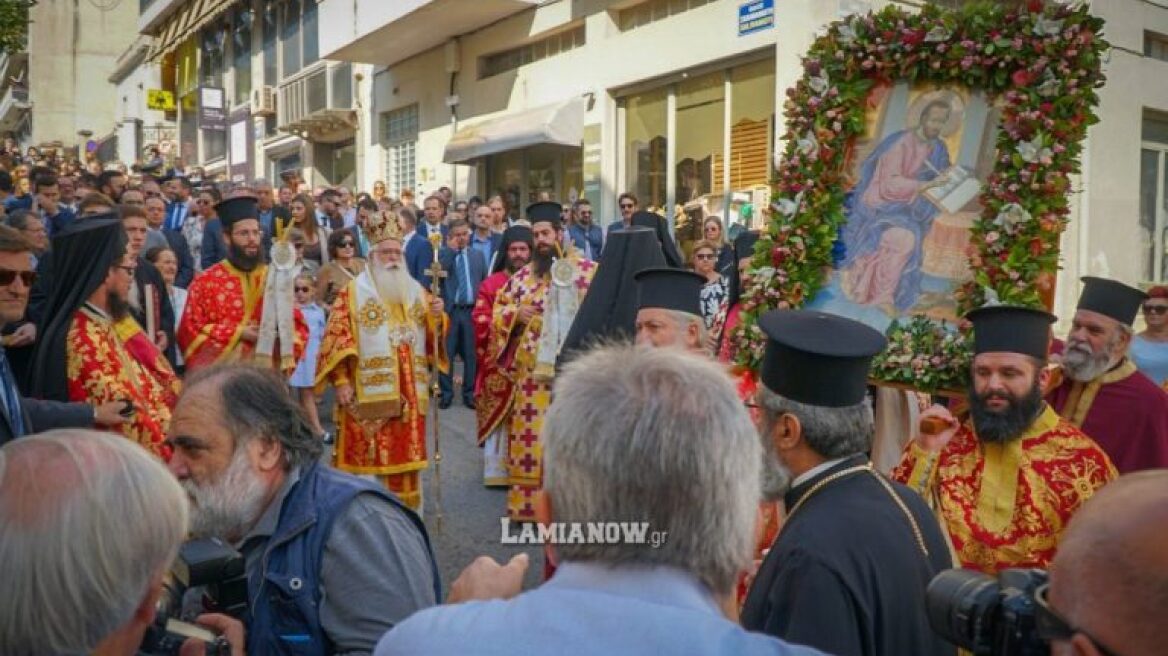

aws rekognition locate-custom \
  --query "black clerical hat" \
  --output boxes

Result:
[966,305,1055,359]
[526,201,562,229]
[216,196,260,230]
[758,310,886,408]
[634,267,706,317]
[1077,276,1148,326]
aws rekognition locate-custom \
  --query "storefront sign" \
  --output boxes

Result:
[228,108,254,183]
[738,0,774,37]
[198,87,226,131]
[582,124,602,209]
[146,89,176,112]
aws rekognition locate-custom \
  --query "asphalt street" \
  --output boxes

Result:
[317,367,544,596]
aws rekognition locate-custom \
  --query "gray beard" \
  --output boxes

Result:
[1062,342,1116,382]
[183,446,269,543]
[758,424,793,501]
[370,263,417,307]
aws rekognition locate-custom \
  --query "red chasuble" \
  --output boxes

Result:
[178,261,307,374]
[1047,359,1168,473]
[472,270,514,444]
[893,406,1116,573]
[67,307,179,459]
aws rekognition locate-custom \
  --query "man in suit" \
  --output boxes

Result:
[255,178,291,256]
[469,204,503,270]
[604,191,639,244]
[404,205,437,288]
[438,219,487,409]
[143,195,194,288]
[373,344,825,656]
[162,175,193,232]
[419,194,450,240]
[0,225,125,445]
[33,174,75,237]
[567,198,603,261]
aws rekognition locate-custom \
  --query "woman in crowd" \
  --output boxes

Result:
[693,239,728,336]
[144,245,188,373]
[188,186,220,270]
[1133,285,1168,386]
[289,193,330,268]
[315,228,366,308]
[702,216,735,276]
[372,180,387,202]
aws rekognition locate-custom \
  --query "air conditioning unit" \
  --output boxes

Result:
[250,86,276,116]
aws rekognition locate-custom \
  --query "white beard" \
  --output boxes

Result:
[1062,337,1120,382]
[183,446,270,542]
[371,263,419,307]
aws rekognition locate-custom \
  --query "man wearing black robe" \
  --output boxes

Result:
[740,309,955,656]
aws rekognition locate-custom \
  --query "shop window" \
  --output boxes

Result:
[201,23,227,89]
[480,25,585,79]
[280,0,302,78]
[722,59,774,192]
[382,105,419,198]
[1141,111,1168,282]
[179,91,199,165]
[624,87,668,211]
[675,71,723,205]
[262,1,277,86]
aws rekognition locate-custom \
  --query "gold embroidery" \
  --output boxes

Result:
[359,298,389,332]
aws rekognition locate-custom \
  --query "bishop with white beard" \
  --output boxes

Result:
[315,210,448,510]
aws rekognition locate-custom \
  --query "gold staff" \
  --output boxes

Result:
[425,232,447,530]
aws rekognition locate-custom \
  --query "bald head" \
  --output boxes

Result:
[1049,471,1168,655]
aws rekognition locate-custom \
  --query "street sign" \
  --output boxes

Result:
[146,89,176,112]
[738,0,774,37]
[198,87,226,131]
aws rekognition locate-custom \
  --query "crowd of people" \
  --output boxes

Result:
[0,161,1166,656]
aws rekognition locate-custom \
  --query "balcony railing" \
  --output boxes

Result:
[0,84,31,132]
[277,60,355,137]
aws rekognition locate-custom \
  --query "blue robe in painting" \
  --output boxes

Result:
[841,130,951,312]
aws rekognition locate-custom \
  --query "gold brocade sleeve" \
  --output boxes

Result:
[487,275,522,365]
[315,285,359,394]
[892,441,941,498]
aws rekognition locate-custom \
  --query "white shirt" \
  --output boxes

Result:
[791,456,853,490]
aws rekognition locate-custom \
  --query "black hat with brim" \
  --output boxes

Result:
[1076,276,1148,326]
[634,267,706,317]
[966,305,1056,360]
[758,309,887,408]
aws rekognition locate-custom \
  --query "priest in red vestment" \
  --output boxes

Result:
[473,224,532,487]
[178,196,307,375]
[1047,277,1168,473]
[895,305,1116,574]
[29,215,179,457]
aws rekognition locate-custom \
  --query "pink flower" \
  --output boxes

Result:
[986,231,1001,244]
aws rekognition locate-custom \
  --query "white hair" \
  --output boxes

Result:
[756,386,874,460]
[543,344,760,594]
[0,430,189,655]
[666,309,707,347]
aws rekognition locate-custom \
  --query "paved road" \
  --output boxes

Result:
[318,373,544,596]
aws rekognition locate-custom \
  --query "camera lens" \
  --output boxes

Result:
[926,569,1001,652]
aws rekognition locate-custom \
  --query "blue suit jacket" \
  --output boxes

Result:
[406,233,436,288]
[437,247,487,310]
[201,218,228,271]
[0,345,93,446]
[568,223,604,260]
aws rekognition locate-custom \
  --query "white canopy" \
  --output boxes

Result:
[442,97,585,164]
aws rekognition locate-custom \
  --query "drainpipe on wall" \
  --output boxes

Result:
[355,70,364,192]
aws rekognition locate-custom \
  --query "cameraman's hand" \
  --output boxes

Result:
[179,613,245,656]
[448,553,529,603]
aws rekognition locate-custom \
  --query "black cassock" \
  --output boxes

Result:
[741,455,956,656]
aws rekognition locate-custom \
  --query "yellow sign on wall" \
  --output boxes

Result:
[147,89,176,111]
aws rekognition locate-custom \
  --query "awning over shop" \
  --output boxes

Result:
[146,0,234,62]
[442,98,585,165]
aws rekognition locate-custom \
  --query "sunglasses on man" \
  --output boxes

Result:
[0,268,36,287]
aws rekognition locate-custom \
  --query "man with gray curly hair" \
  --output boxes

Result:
[0,429,190,656]
[741,310,954,656]
[375,344,824,655]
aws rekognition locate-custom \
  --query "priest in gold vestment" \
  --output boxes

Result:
[316,210,448,510]
[486,202,596,521]
[893,306,1116,574]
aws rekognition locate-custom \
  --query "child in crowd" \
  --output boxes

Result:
[289,272,329,442]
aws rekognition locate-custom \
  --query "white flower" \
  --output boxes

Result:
[994,203,1033,230]
[982,288,1002,307]
[775,191,806,217]
[925,27,951,43]
[1034,17,1063,37]
[753,266,777,283]
[796,131,819,160]
[808,72,830,95]
[837,23,857,46]
[1017,135,1053,165]
[1036,74,1060,97]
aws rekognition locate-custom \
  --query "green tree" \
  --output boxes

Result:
[0,0,34,55]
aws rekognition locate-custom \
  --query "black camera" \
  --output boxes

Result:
[926,567,1048,656]
[138,538,248,656]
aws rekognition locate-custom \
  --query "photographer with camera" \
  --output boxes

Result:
[893,306,1116,574]
[0,429,243,656]
[165,364,441,656]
